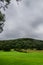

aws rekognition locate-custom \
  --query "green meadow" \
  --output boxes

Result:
[0,51,43,65]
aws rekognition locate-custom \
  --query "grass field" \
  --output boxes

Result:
[0,51,43,65]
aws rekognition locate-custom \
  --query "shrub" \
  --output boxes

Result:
[2,45,11,51]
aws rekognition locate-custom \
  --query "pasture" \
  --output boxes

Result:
[0,51,43,65]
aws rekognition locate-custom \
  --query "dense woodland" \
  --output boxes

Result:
[0,38,43,51]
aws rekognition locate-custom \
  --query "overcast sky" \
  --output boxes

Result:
[0,0,43,40]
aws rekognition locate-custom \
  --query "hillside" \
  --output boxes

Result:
[0,38,43,51]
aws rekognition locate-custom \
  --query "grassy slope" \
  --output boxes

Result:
[0,51,43,65]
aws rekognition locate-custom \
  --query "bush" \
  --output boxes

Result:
[2,45,11,51]
[0,45,2,50]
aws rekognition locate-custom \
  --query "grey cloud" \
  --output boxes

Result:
[31,18,43,29]
[0,0,43,40]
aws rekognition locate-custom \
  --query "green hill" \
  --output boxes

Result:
[0,38,43,51]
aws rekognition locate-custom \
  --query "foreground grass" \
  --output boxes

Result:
[0,51,43,65]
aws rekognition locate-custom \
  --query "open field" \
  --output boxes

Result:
[0,51,43,65]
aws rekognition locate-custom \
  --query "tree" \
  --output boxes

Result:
[0,0,22,33]
[0,0,10,33]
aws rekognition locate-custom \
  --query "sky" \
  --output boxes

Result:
[0,0,43,40]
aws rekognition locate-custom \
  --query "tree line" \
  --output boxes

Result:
[0,38,43,51]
